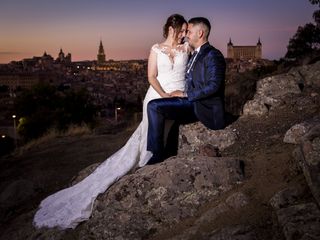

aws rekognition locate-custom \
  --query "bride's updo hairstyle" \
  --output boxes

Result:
[163,14,187,39]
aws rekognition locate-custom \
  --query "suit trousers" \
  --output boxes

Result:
[147,97,197,155]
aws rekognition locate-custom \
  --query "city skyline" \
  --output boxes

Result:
[0,0,317,63]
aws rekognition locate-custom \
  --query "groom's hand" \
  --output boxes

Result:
[170,90,185,97]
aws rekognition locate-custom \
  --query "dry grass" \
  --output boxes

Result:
[17,124,92,154]
[64,124,92,136]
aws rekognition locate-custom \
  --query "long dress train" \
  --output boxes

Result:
[33,43,188,229]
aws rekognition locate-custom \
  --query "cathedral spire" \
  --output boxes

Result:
[98,40,104,54]
[257,37,262,45]
[97,40,106,65]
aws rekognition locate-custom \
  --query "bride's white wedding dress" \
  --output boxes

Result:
[33,43,189,229]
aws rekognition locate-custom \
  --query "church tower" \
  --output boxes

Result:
[227,38,234,59]
[255,38,262,59]
[58,48,65,62]
[97,40,106,65]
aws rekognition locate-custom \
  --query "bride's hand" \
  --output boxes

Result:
[161,92,172,98]
[170,90,184,97]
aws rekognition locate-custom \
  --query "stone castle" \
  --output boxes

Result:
[227,38,262,60]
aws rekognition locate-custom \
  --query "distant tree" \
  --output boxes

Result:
[309,0,320,26]
[285,1,320,58]
[314,10,320,25]
[15,83,97,141]
[286,23,320,58]
[0,135,14,156]
[309,0,319,6]
[55,89,97,130]
[0,85,9,92]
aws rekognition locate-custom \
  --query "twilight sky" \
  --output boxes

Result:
[0,0,317,63]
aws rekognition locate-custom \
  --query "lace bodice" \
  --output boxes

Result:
[150,42,189,93]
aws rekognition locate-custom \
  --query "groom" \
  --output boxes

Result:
[147,17,226,164]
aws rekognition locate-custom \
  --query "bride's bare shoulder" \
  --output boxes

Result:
[156,42,168,49]
[150,43,161,53]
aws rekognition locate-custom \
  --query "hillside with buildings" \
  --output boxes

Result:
[0,41,149,146]
[0,39,275,150]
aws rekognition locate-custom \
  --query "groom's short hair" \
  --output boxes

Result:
[188,17,211,40]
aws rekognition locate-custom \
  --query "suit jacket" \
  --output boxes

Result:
[186,42,226,130]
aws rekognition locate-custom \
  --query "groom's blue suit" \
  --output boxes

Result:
[147,42,226,162]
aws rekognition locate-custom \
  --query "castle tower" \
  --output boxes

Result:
[227,38,234,59]
[65,53,72,63]
[97,40,106,65]
[255,37,262,59]
[58,48,65,62]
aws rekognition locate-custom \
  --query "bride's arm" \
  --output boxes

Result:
[148,49,171,98]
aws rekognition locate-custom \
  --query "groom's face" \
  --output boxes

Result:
[186,23,199,49]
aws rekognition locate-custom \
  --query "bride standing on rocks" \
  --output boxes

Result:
[33,14,190,229]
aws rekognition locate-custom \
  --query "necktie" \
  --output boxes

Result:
[187,51,198,73]
[185,51,198,94]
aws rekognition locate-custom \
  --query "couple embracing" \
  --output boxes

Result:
[34,14,226,229]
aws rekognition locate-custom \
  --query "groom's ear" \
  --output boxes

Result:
[198,29,204,39]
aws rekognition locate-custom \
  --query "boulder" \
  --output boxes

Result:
[77,156,245,239]
[276,203,320,240]
[243,61,320,117]
[207,225,257,240]
[178,122,238,156]
[225,192,249,209]
[269,185,310,210]
[294,125,320,206]
[242,100,269,117]
[70,163,100,186]
[283,116,320,144]
[289,61,320,89]
[243,72,302,116]
[169,192,250,240]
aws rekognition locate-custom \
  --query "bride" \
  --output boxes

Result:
[33,14,190,229]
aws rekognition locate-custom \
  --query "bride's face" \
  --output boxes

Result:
[175,23,187,44]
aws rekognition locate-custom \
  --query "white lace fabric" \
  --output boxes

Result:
[33,43,188,229]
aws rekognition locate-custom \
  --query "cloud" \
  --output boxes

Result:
[0,51,21,55]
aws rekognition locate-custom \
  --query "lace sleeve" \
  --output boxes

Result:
[151,43,160,54]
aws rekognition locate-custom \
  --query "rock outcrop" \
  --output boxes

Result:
[293,124,320,206]
[178,123,238,156]
[243,61,320,116]
[283,116,320,144]
[274,118,320,239]
[75,156,245,239]
[270,184,320,240]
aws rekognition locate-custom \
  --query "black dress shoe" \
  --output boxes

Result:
[147,154,164,165]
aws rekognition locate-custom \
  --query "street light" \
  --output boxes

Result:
[12,115,17,148]
[115,107,121,122]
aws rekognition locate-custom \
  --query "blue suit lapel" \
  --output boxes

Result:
[186,42,211,89]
